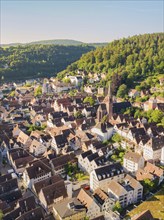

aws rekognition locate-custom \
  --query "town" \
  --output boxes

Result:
[0,72,163,220]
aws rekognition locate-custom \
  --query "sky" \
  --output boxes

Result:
[1,0,163,44]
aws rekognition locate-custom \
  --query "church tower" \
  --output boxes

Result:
[97,83,113,122]
[103,83,113,119]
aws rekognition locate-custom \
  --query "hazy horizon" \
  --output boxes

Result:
[1,1,163,44]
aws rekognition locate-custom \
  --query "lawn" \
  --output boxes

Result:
[127,188,164,220]
[75,173,89,181]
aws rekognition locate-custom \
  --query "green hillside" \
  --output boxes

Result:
[0,44,95,81]
[58,33,164,95]
[28,39,84,46]
[0,39,83,47]
[1,39,108,47]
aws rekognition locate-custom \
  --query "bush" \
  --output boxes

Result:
[112,133,122,143]
[34,85,42,97]
[113,201,123,213]
[83,96,95,106]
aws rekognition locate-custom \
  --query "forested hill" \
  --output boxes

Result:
[1,39,108,47]
[58,33,164,94]
[1,39,84,47]
[0,44,95,81]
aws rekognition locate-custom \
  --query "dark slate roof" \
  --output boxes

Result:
[51,153,76,169]
[51,111,68,119]
[34,175,62,194]
[52,118,63,127]
[14,155,34,169]
[94,155,107,166]
[139,135,150,145]
[91,140,105,150]
[85,106,94,112]
[40,134,52,142]
[156,125,164,134]
[0,173,12,184]
[80,123,89,131]
[83,118,96,127]
[9,148,29,161]
[3,196,36,220]
[0,200,10,213]
[96,122,113,133]
[62,116,75,122]
[62,128,75,138]
[147,136,164,150]
[99,146,111,155]
[115,122,129,128]
[129,127,146,137]
[3,207,21,220]
[85,132,95,139]
[18,195,36,213]
[81,150,92,159]
[76,76,83,80]
[16,207,44,220]
[26,159,51,179]
[73,98,83,104]
[95,163,124,181]
[149,127,158,137]
[142,122,157,131]
[0,189,22,204]
[87,152,99,162]
[41,180,67,205]
[113,102,131,114]
[98,103,107,111]
[67,105,74,112]
[0,178,18,195]
[157,103,164,112]
[54,134,68,147]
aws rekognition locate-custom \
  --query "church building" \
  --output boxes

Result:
[97,83,113,122]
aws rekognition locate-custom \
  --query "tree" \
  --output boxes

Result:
[116,84,128,98]
[74,111,83,118]
[0,210,3,220]
[65,162,78,177]
[134,109,142,119]
[111,155,118,161]
[161,117,164,127]
[34,85,42,97]
[101,115,108,123]
[27,124,46,132]
[113,201,123,213]
[62,77,71,84]
[151,110,163,123]
[119,152,125,158]
[9,90,15,97]
[112,133,122,143]
[141,178,157,194]
[69,89,77,96]
[2,158,7,166]
[83,96,95,106]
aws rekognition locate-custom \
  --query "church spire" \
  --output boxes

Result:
[108,82,112,98]
[97,82,113,122]
[106,82,113,119]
